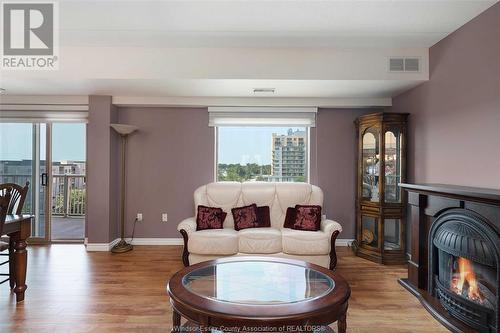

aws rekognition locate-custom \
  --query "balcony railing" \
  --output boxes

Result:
[0,173,86,216]
[52,175,86,217]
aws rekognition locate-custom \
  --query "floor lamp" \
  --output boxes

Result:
[110,123,138,253]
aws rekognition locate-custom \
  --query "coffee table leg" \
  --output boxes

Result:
[172,309,181,332]
[338,311,347,333]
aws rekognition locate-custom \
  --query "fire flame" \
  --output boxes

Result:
[451,257,483,303]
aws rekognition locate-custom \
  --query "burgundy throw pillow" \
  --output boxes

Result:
[256,206,271,228]
[283,207,297,229]
[232,204,259,231]
[293,205,322,231]
[196,205,227,231]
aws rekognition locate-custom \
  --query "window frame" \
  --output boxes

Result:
[214,126,311,183]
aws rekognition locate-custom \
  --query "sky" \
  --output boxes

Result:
[0,123,86,162]
[218,127,304,165]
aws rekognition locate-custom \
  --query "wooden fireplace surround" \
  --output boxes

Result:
[399,183,500,333]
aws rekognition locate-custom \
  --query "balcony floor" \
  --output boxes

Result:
[51,216,85,240]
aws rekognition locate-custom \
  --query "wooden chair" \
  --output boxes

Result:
[0,182,30,215]
[0,188,13,285]
[0,182,29,288]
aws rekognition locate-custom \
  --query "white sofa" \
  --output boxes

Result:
[177,182,343,269]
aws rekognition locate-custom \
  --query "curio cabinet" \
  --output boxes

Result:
[353,112,409,264]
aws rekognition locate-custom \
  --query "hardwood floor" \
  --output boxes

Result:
[0,245,448,333]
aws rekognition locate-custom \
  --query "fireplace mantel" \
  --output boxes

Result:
[400,183,500,333]
[401,183,500,206]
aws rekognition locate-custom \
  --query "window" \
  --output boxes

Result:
[209,106,316,183]
[216,127,309,182]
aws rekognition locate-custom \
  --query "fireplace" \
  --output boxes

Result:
[429,210,498,332]
[399,184,500,333]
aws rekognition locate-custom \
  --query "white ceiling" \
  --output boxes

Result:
[59,0,497,48]
[0,0,497,104]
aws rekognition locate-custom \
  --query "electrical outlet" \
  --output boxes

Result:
[137,213,143,222]
[162,213,168,222]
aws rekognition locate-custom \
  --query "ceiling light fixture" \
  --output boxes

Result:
[253,88,276,95]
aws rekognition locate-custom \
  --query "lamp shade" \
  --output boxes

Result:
[110,124,138,135]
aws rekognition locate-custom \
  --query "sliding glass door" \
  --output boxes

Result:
[0,123,48,240]
[0,122,86,242]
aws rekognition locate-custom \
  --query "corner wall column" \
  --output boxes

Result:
[86,95,119,248]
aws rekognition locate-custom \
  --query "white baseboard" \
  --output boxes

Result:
[336,239,354,247]
[125,238,184,245]
[86,237,353,251]
[86,238,120,252]
[85,243,110,251]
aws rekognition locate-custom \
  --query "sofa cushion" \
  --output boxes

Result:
[283,207,296,229]
[232,205,272,231]
[293,205,322,231]
[256,206,271,228]
[231,204,258,231]
[188,229,238,255]
[281,228,330,255]
[196,205,227,231]
[204,182,243,229]
[238,228,282,254]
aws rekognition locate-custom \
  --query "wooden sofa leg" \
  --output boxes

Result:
[179,229,190,267]
[329,230,340,270]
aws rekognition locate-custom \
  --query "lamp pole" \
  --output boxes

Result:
[110,124,138,253]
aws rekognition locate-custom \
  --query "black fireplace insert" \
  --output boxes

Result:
[429,209,499,333]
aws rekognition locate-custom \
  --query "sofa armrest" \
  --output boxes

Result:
[177,217,197,235]
[321,219,342,270]
[321,218,342,237]
[178,217,196,267]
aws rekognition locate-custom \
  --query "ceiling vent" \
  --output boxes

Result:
[404,58,420,72]
[389,57,420,72]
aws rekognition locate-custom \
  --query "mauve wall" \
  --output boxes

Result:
[116,107,374,239]
[313,109,374,238]
[117,107,214,238]
[392,3,500,189]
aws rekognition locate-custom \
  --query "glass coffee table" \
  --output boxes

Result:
[167,257,350,332]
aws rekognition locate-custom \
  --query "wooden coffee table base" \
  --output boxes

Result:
[337,313,347,333]
[172,318,345,333]
[171,308,348,333]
